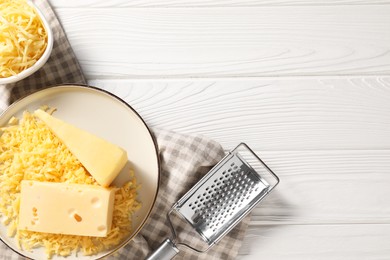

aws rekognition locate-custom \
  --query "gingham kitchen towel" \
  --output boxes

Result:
[116,129,251,260]
[0,0,251,259]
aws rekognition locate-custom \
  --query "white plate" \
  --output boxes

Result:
[0,86,160,259]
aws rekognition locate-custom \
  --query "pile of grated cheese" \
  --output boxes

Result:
[0,111,140,258]
[0,0,48,78]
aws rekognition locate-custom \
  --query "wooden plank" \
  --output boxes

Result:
[53,6,390,78]
[91,77,390,151]
[247,150,390,225]
[91,81,390,225]
[50,0,390,8]
[237,224,390,259]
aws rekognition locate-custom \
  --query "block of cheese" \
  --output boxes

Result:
[18,180,116,237]
[34,109,127,187]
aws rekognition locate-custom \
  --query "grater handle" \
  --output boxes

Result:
[145,238,179,260]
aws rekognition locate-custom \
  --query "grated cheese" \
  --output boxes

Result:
[0,0,48,78]
[0,111,140,258]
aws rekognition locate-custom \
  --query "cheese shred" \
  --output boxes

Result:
[0,0,48,78]
[0,111,140,258]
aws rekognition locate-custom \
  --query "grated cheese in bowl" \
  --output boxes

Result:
[0,0,53,84]
[0,111,140,258]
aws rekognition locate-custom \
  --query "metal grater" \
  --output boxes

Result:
[146,143,279,260]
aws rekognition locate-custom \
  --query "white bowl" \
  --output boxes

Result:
[0,1,54,85]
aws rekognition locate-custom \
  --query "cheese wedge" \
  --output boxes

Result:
[34,109,127,187]
[18,180,116,237]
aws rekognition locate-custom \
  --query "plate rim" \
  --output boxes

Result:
[0,84,161,260]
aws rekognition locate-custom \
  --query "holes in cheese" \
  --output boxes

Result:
[97,225,106,232]
[34,109,128,187]
[91,197,101,207]
[73,213,83,222]
[18,180,116,237]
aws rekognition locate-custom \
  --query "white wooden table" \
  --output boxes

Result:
[50,1,390,259]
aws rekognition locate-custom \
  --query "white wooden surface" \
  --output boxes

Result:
[50,1,390,259]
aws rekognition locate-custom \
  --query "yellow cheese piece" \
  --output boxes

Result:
[18,180,116,237]
[34,109,128,187]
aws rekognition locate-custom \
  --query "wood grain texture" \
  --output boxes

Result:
[40,2,390,258]
[93,80,390,259]
[91,77,390,151]
[237,224,390,259]
[246,150,390,225]
[50,0,390,8]
[94,80,390,225]
[53,6,390,78]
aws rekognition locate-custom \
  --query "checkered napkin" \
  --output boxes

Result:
[115,129,251,260]
[0,0,251,259]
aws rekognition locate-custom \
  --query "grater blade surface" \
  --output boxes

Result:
[174,143,278,245]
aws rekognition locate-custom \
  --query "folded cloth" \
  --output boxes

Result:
[115,128,251,260]
[0,0,251,259]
